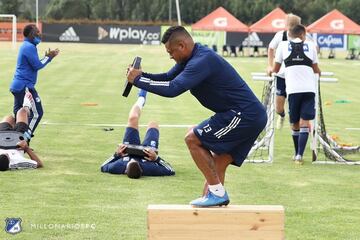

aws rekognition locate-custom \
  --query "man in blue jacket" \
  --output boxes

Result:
[10,24,59,142]
[126,26,267,207]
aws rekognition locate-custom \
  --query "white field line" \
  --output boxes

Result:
[345,128,360,131]
[41,121,193,128]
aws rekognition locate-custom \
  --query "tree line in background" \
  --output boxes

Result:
[0,0,359,25]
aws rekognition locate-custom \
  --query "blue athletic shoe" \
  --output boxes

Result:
[138,89,147,98]
[190,191,230,207]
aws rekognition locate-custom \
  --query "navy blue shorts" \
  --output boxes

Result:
[276,76,287,97]
[193,109,267,167]
[122,127,159,149]
[288,92,315,123]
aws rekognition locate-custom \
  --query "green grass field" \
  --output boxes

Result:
[0,42,359,240]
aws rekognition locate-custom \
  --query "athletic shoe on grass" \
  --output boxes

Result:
[294,155,304,165]
[276,116,285,130]
[190,191,230,207]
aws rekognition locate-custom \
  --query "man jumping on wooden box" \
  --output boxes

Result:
[126,26,267,207]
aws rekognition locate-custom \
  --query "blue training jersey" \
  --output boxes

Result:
[10,38,52,92]
[134,43,264,118]
[101,155,175,176]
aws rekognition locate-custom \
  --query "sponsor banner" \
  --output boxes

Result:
[0,22,41,41]
[348,35,360,50]
[227,32,274,47]
[101,25,160,44]
[43,23,93,43]
[225,32,247,46]
[162,26,226,50]
[42,23,161,45]
[191,30,225,49]
[316,34,346,49]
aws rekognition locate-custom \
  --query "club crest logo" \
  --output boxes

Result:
[150,141,157,147]
[5,218,22,235]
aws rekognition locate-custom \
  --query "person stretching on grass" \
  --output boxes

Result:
[126,26,267,207]
[0,95,43,171]
[101,90,175,178]
[273,24,321,164]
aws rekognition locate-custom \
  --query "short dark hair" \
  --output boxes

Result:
[23,24,36,37]
[161,26,191,44]
[126,160,142,179]
[289,24,306,39]
[0,154,10,171]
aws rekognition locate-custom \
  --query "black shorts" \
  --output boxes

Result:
[276,76,287,97]
[0,122,28,133]
[288,92,315,123]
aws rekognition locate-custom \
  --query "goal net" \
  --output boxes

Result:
[312,75,360,165]
[245,72,359,164]
[0,14,17,49]
[246,74,275,163]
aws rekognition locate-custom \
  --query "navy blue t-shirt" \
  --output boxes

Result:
[101,155,175,176]
[134,43,264,118]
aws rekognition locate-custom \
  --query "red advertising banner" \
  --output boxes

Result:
[0,22,42,41]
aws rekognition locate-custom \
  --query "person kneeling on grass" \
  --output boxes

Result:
[100,90,175,179]
[0,104,43,171]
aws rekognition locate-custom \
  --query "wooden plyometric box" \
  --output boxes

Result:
[148,204,285,240]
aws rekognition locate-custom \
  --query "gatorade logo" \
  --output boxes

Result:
[213,17,227,27]
[272,19,285,29]
[330,19,344,30]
